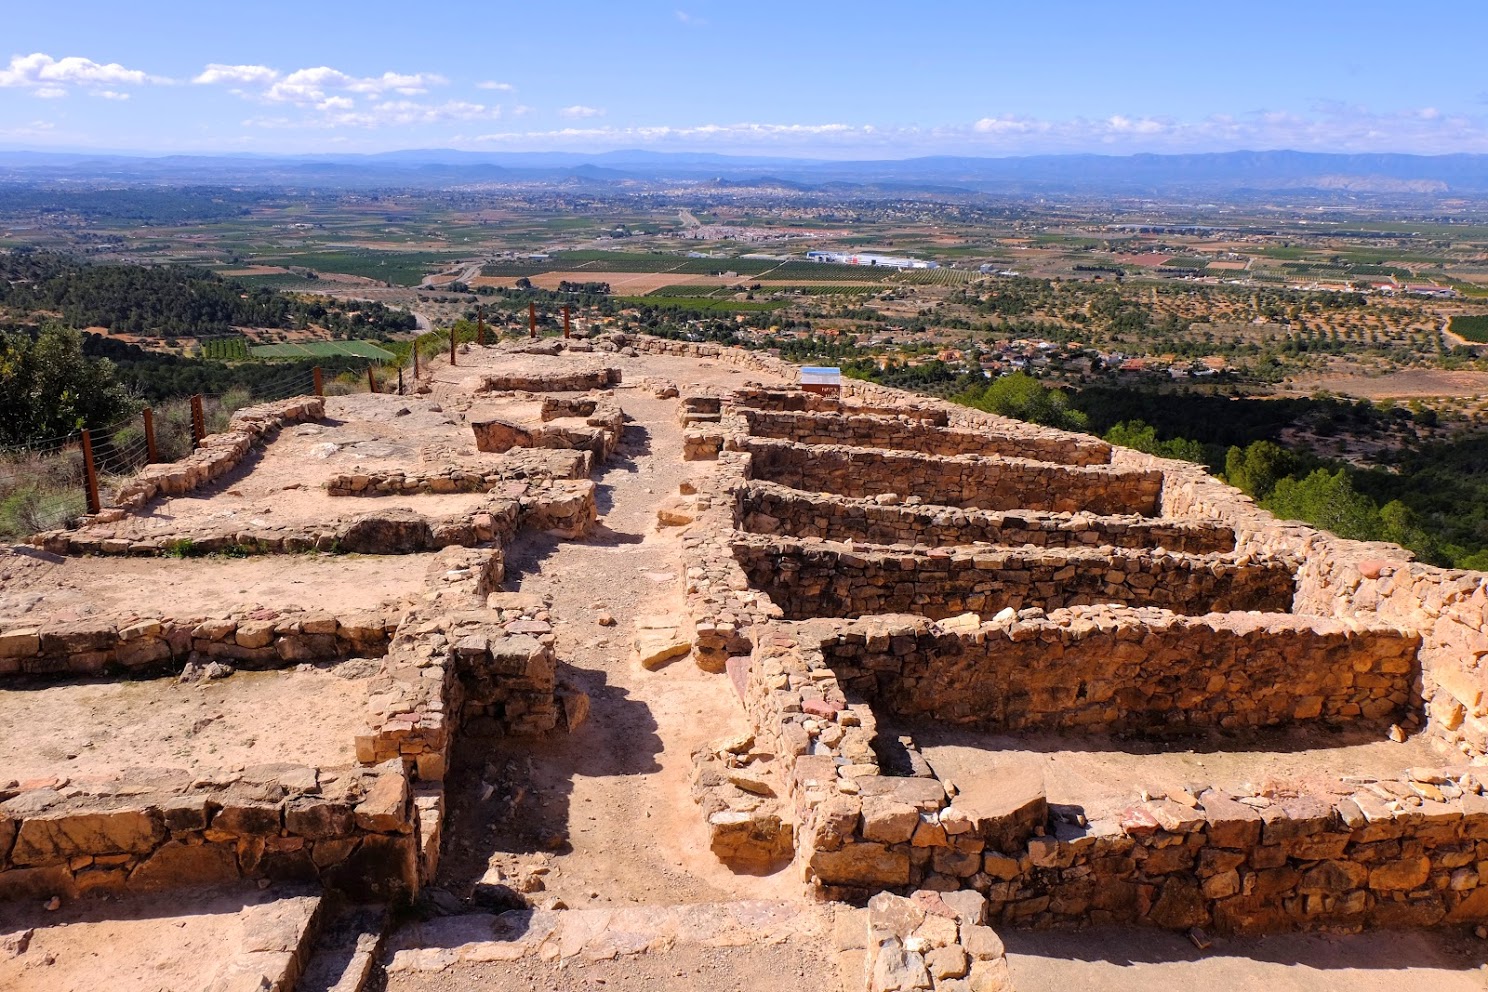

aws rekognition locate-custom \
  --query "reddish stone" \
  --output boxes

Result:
[1120,804,1162,838]
[724,655,751,702]
[803,698,839,719]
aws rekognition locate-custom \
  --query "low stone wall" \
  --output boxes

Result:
[740,439,1163,517]
[729,386,949,424]
[354,548,585,783]
[817,610,1418,732]
[325,450,592,494]
[0,759,419,903]
[737,408,1110,467]
[739,482,1236,555]
[744,619,1488,934]
[732,537,1296,621]
[681,453,783,672]
[322,477,597,539]
[473,393,624,460]
[864,891,1014,992]
[32,500,524,558]
[477,368,620,392]
[107,396,325,513]
[0,608,398,679]
[1151,451,1488,760]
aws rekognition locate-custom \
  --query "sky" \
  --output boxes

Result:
[2,0,1487,159]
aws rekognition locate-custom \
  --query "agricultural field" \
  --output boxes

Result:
[1450,314,1488,343]
[251,250,468,286]
[200,336,249,361]
[248,341,396,360]
[616,295,785,312]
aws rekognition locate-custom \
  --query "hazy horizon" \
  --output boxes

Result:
[3,0,1487,158]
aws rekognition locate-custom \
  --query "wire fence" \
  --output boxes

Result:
[0,360,399,540]
[0,314,512,540]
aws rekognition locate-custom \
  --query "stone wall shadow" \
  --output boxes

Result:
[433,661,662,901]
[1001,924,1488,973]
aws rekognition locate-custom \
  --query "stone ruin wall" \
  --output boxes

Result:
[623,334,1488,934]
[108,396,326,513]
[817,613,1418,736]
[736,408,1111,467]
[740,438,1164,517]
[0,371,628,906]
[0,608,398,679]
[730,536,1296,621]
[748,618,1488,935]
[737,481,1236,555]
[1150,454,1488,762]
[828,361,1488,763]
[0,759,422,905]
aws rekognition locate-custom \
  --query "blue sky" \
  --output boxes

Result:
[2,0,1485,157]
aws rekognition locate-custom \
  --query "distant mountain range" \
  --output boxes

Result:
[1,148,1485,196]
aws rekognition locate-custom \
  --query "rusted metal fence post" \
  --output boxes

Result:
[190,395,206,449]
[313,366,324,397]
[142,407,159,464]
[413,345,420,380]
[449,327,457,366]
[529,301,537,339]
[398,367,404,396]
[563,305,571,339]
[367,366,377,394]
[80,429,101,514]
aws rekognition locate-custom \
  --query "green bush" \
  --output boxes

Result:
[1102,420,1204,463]
[954,372,1088,431]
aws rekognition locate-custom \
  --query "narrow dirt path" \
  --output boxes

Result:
[435,389,797,909]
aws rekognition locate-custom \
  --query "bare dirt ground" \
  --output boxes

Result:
[381,938,845,992]
[0,551,424,622]
[1287,368,1488,400]
[0,663,372,782]
[0,884,318,992]
[902,722,1464,823]
[434,388,800,909]
[67,393,580,544]
[1004,926,1488,992]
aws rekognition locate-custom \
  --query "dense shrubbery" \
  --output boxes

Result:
[0,251,415,339]
[0,325,134,446]
[953,372,1088,431]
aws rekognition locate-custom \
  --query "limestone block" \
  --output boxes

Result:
[11,806,166,865]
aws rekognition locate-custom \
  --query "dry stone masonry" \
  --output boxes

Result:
[16,331,1488,988]
[640,347,1488,943]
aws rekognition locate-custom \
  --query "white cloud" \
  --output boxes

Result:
[477,80,515,92]
[94,90,130,101]
[263,67,446,105]
[193,63,279,86]
[452,106,1488,156]
[675,10,707,25]
[0,53,164,95]
[195,63,449,106]
[559,104,605,119]
[0,120,56,140]
[247,99,500,130]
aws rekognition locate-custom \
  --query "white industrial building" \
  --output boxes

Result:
[805,250,938,270]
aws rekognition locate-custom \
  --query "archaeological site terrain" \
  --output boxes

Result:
[3,334,1488,990]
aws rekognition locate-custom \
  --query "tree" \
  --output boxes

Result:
[1223,440,1298,500]
[955,372,1088,431]
[1103,420,1204,463]
[0,324,134,446]
[1263,469,1382,542]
